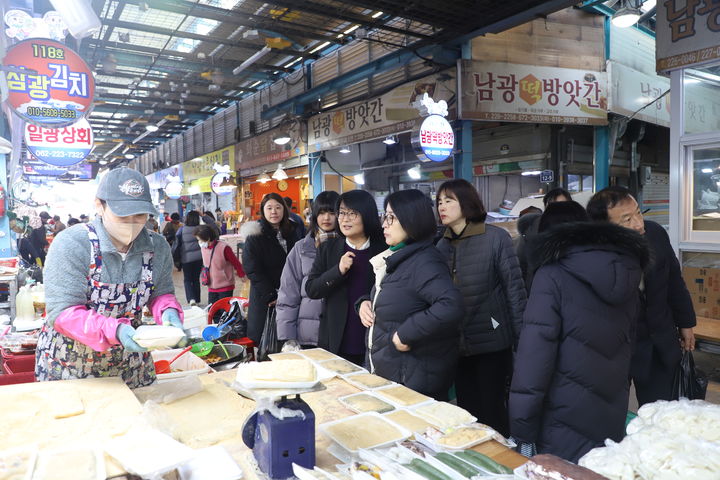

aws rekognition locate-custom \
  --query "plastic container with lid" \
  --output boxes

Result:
[15,286,34,323]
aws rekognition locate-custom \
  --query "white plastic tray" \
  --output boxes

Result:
[234,362,320,389]
[151,348,211,382]
[133,325,185,349]
[33,447,105,480]
[338,391,396,414]
[319,411,412,453]
[0,445,37,480]
[341,372,395,390]
[317,357,366,376]
[415,424,495,452]
[411,401,477,430]
[372,384,434,409]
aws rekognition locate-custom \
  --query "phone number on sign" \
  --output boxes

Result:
[26,107,77,119]
[35,150,87,158]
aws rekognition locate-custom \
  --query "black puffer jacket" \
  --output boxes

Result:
[368,241,464,399]
[241,220,298,343]
[509,222,649,463]
[633,220,696,379]
[436,222,527,355]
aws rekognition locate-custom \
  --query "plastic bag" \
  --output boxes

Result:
[257,306,279,361]
[672,350,708,400]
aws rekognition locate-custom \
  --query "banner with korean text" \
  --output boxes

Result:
[656,0,720,72]
[307,72,456,153]
[458,60,608,126]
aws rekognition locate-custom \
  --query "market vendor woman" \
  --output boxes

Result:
[35,168,184,388]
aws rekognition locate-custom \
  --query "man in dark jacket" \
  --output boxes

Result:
[30,211,51,266]
[284,197,306,239]
[587,186,696,406]
[510,221,649,462]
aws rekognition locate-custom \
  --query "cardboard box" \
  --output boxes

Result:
[682,266,720,295]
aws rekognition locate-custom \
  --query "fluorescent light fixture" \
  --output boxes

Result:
[321,101,338,109]
[273,134,291,145]
[272,165,288,180]
[310,41,332,54]
[99,159,108,165]
[382,135,397,145]
[339,145,351,154]
[521,170,542,176]
[702,168,714,173]
[233,46,272,76]
[146,124,159,132]
[407,165,421,180]
[283,57,303,69]
[372,11,384,18]
[353,173,365,185]
[611,4,641,28]
[257,173,271,183]
[125,153,135,159]
[249,81,263,88]
[344,25,360,34]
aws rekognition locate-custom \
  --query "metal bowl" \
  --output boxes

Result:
[205,343,247,370]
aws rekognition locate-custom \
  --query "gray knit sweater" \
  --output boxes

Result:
[44,218,176,327]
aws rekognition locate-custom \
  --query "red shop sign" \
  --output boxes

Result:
[2,38,95,127]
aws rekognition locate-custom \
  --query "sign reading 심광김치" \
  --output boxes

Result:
[3,39,95,127]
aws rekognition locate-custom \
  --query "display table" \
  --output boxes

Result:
[0,369,526,476]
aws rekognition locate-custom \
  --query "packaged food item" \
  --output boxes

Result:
[374,385,431,407]
[522,454,607,480]
[299,348,337,361]
[321,413,409,451]
[33,448,104,480]
[268,352,304,361]
[402,458,453,480]
[248,359,316,382]
[433,426,494,449]
[0,446,36,480]
[132,325,185,349]
[339,393,395,414]
[319,358,363,375]
[413,402,475,429]
[432,453,481,478]
[453,450,512,475]
[342,373,393,390]
[383,410,432,434]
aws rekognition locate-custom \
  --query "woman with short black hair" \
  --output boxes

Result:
[435,179,527,436]
[306,190,385,363]
[241,193,300,344]
[357,189,463,399]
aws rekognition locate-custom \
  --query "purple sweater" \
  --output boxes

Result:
[339,244,372,355]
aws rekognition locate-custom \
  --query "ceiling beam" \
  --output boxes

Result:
[103,19,318,59]
[267,0,432,40]
[94,70,258,93]
[93,104,212,119]
[97,81,243,101]
[86,40,295,74]
[121,0,343,44]
[97,91,217,108]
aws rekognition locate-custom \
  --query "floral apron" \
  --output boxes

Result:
[35,224,156,388]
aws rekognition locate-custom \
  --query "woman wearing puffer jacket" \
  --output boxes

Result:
[276,191,339,347]
[358,189,463,400]
[435,179,527,436]
[509,204,649,462]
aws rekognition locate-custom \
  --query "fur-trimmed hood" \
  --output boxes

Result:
[239,220,262,240]
[530,222,650,305]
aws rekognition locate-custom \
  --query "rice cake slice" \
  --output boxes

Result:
[375,385,430,407]
[414,402,475,429]
[319,358,362,375]
[268,352,304,361]
[48,388,85,419]
[383,410,433,433]
[33,449,100,480]
[300,348,337,361]
[249,359,316,382]
[343,373,392,390]
[324,415,405,451]
[339,393,395,414]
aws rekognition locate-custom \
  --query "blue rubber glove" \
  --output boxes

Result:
[162,309,187,347]
[117,324,148,353]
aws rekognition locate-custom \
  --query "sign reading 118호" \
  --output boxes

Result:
[2,38,95,127]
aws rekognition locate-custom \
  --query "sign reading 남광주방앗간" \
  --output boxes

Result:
[458,60,608,126]
[308,72,456,153]
[656,0,720,72]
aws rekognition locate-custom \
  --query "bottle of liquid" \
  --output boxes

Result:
[15,286,35,323]
[31,283,45,317]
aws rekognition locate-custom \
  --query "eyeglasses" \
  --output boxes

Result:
[381,213,396,226]
[338,210,359,221]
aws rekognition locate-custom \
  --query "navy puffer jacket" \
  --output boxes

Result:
[368,241,464,399]
[509,222,649,463]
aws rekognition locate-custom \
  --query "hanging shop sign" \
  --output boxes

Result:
[308,71,456,153]
[182,145,235,193]
[2,38,94,127]
[22,157,92,179]
[458,60,608,126]
[656,0,720,72]
[210,164,237,196]
[165,175,183,199]
[608,61,670,128]
[410,94,455,162]
[236,126,307,171]
[24,117,93,167]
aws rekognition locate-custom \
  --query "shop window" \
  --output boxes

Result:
[691,145,720,231]
[582,176,594,191]
[683,64,720,135]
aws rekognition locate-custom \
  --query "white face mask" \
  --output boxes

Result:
[198,241,209,249]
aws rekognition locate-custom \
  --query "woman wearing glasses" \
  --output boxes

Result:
[435,179,527,436]
[276,191,340,348]
[305,190,385,363]
[357,189,463,399]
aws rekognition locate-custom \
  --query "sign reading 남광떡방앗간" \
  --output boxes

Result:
[458,60,608,126]
[656,0,720,72]
[3,38,94,127]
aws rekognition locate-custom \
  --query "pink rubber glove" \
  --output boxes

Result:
[53,306,132,352]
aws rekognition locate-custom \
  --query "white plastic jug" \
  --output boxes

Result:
[15,286,35,322]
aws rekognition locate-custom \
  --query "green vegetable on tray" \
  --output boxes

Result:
[403,458,454,480]
[453,450,513,475]
[433,453,480,478]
